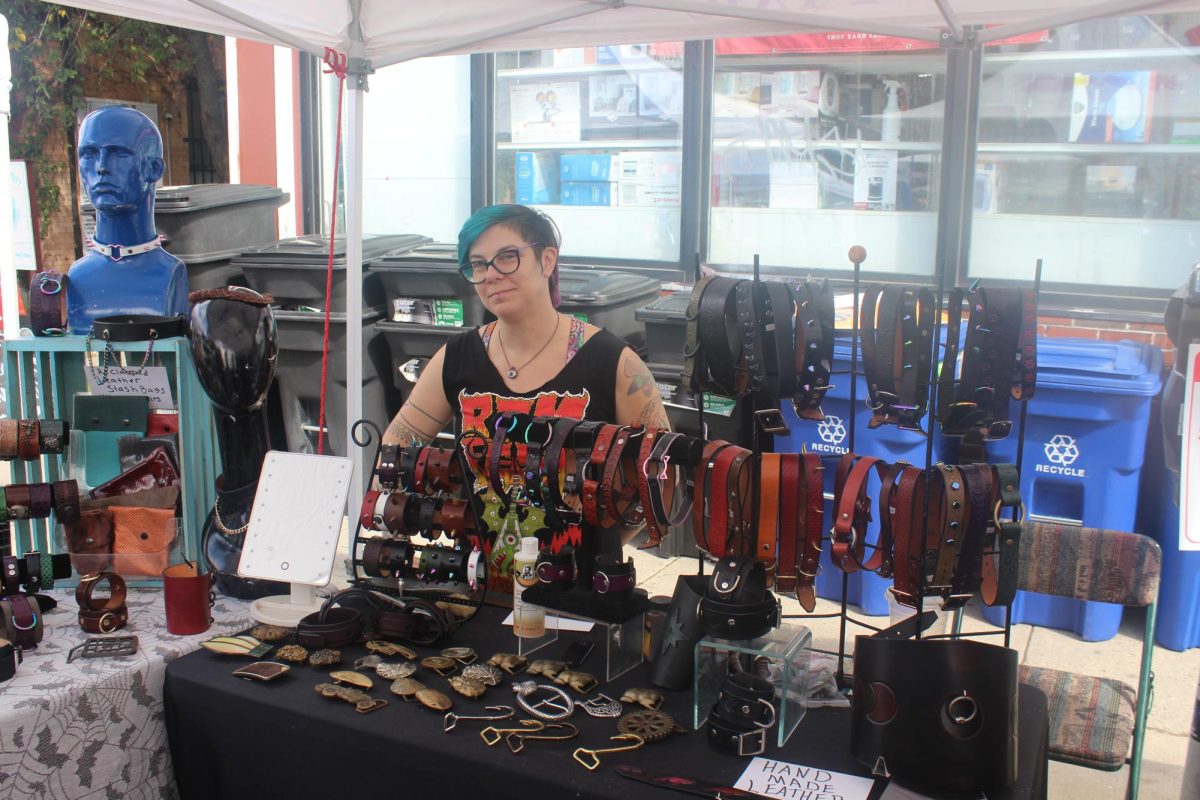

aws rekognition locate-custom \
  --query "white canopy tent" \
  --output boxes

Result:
[14,0,1200,501]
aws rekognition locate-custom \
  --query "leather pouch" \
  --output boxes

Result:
[649,574,706,690]
[86,485,179,512]
[146,413,179,436]
[89,447,179,499]
[850,637,1018,792]
[119,434,179,474]
[74,394,149,485]
[65,508,114,574]
[111,506,176,577]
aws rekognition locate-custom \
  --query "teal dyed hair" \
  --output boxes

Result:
[457,204,562,305]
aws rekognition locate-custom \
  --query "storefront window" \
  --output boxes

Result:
[970,15,1200,292]
[708,38,947,276]
[492,44,684,263]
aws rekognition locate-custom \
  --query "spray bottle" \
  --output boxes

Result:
[881,80,903,143]
[512,536,545,638]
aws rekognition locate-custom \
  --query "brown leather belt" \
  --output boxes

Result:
[831,454,884,573]
[773,453,824,610]
[705,444,753,558]
[692,440,732,554]
[794,453,825,611]
[582,424,621,527]
[860,284,935,430]
[76,572,128,633]
[981,463,1023,607]
[756,453,782,585]
[601,426,642,527]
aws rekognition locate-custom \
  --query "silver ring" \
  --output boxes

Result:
[948,692,977,725]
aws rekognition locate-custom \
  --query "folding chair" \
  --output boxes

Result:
[1013,522,1161,800]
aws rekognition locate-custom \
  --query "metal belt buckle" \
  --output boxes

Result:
[38,274,63,295]
[984,420,1013,440]
[941,594,973,611]
[753,408,789,435]
[736,727,767,757]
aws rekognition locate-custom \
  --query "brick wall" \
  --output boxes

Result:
[1039,316,1173,369]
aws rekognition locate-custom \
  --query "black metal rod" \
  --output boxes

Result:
[836,255,863,682]
[694,253,705,580]
[917,261,948,639]
[749,255,762,559]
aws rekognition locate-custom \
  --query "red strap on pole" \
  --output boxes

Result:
[317,48,348,455]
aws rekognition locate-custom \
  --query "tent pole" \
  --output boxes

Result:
[345,61,366,507]
[0,15,16,342]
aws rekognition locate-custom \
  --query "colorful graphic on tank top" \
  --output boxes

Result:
[458,388,590,593]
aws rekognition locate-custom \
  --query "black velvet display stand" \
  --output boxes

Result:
[164,605,1048,800]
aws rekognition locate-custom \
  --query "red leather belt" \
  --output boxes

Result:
[76,572,128,634]
[831,454,884,573]
[601,426,642,527]
[582,424,621,527]
[705,444,753,558]
[794,453,825,611]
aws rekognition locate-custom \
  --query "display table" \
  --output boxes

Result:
[165,606,1048,800]
[0,588,252,800]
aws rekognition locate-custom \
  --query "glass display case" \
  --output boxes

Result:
[492,44,684,264]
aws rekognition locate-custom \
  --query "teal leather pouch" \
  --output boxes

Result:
[73,394,149,486]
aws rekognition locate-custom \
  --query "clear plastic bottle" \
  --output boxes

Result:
[512,536,545,638]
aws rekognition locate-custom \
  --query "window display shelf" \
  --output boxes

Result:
[497,62,680,79]
[497,138,677,151]
[978,142,1200,155]
[986,45,1200,65]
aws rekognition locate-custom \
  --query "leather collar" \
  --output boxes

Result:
[90,236,163,261]
[90,313,189,342]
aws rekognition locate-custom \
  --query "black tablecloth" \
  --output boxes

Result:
[164,607,1047,800]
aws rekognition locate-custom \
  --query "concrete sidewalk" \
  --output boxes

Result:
[628,548,1199,800]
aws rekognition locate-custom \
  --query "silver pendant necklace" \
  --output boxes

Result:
[496,314,560,379]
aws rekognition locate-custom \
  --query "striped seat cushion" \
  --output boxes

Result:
[1019,664,1135,771]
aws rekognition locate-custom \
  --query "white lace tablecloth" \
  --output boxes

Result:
[0,588,252,800]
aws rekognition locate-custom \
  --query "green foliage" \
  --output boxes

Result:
[2,1,194,231]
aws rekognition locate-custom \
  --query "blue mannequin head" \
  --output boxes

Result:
[78,106,164,217]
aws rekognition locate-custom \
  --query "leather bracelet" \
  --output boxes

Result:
[700,557,778,640]
[30,270,68,336]
[37,420,68,454]
[23,552,42,595]
[376,444,399,489]
[76,572,128,633]
[296,607,364,648]
[535,547,576,590]
[0,420,18,461]
[1,556,20,597]
[382,492,412,534]
[398,446,420,491]
[5,484,31,520]
[423,447,457,494]
[5,594,42,647]
[416,495,438,534]
[16,420,40,461]
[29,483,53,519]
[706,673,776,756]
[52,479,81,525]
[359,489,384,531]
[436,499,470,537]
[543,417,582,518]
[413,446,432,492]
[361,536,412,578]
[592,555,636,595]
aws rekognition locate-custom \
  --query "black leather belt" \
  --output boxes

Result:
[861,284,935,430]
[982,463,1022,607]
[791,280,834,422]
[694,277,748,398]
[706,672,777,755]
[90,313,189,342]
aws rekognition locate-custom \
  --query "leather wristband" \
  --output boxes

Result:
[4,595,42,648]
[37,420,68,454]
[17,421,40,461]
[376,444,399,489]
[0,420,18,460]
[436,499,470,537]
[30,270,68,336]
[0,637,16,682]
[359,489,384,531]
[382,492,412,534]
[90,313,188,342]
[536,547,576,590]
[5,484,32,520]
[75,572,128,634]
[398,446,420,491]
[592,555,636,595]
[413,446,432,492]
[707,673,776,756]
[29,483,53,519]
[2,556,20,596]
[374,599,456,645]
[296,606,364,648]
[423,447,457,493]
[700,557,778,640]
[52,479,81,525]
[79,604,128,634]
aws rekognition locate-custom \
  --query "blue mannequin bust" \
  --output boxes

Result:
[66,106,188,334]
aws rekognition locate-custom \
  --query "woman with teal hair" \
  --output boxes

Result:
[382,204,669,591]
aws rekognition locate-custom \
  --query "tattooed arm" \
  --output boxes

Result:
[382,345,453,447]
[612,348,671,545]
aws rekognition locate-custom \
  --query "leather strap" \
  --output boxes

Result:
[90,313,188,342]
[756,453,782,585]
[831,454,884,573]
[376,444,399,489]
[6,595,40,647]
[536,547,576,589]
[374,600,455,645]
[592,555,636,594]
[791,281,834,421]
[487,413,520,502]
[761,281,796,402]
[982,463,1022,607]
[681,275,716,394]
[296,606,364,648]
[946,463,994,606]
[794,453,825,611]
[79,604,127,634]
[1,556,20,596]
[52,479,81,525]
[696,277,748,397]
[642,432,696,548]
[735,280,767,404]
[76,571,128,610]
[706,444,752,558]
[601,426,643,527]
[930,464,970,595]
[699,557,778,640]
[543,417,582,520]
[0,420,18,460]
[775,454,801,594]
[17,421,40,461]
[692,440,732,552]
[890,469,928,607]
[636,428,667,548]
[582,424,621,527]
[30,271,68,336]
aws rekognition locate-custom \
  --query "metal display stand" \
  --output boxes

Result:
[2,335,219,586]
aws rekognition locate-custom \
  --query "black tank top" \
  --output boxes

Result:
[442,324,627,593]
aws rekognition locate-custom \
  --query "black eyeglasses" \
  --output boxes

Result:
[459,242,542,284]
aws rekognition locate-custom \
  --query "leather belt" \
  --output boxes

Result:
[592,555,636,594]
[861,284,935,430]
[374,600,456,645]
[693,277,748,398]
[831,454,884,573]
[946,463,994,606]
[296,606,364,648]
[791,281,835,421]
[982,463,1023,607]
[928,464,970,598]
[704,443,753,558]
[638,431,697,550]
[756,454,782,585]
[681,275,716,395]
[542,417,581,526]
[582,424,621,527]
[793,454,825,611]
[90,313,189,342]
[734,280,767,406]
[30,271,68,336]
[601,426,642,526]
[706,673,777,755]
[76,572,128,634]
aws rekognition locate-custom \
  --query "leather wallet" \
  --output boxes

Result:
[118,434,179,474]
[89,447,179,499]
[65,508,115,574]
[74,395,149,486]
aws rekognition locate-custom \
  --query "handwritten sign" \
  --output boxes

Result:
[735,757,875,800]
[85,366,175,411]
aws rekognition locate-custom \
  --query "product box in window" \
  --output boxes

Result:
[515,151,559,204]
[560,181,618,206]
[1069,71,1156,144]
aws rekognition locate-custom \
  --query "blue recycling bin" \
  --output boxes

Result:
[775,338,931,616]
[951,338,1163,641]
[1136,401,1199,651]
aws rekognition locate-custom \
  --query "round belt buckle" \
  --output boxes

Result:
[99,612,121,633]
[595,572,610,594]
